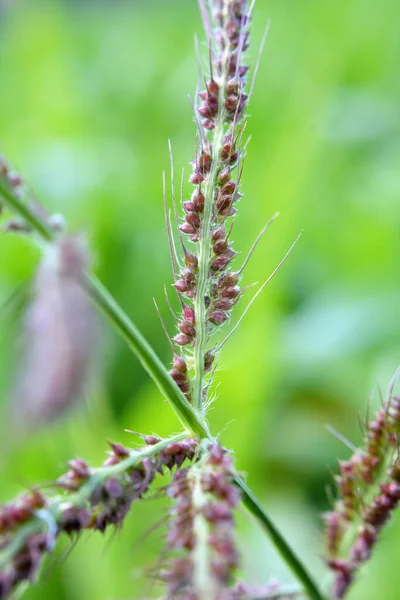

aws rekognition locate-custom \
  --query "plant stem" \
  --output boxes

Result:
[190,464,217,600]
[236,478,327,600]
[86,277,211,438]
[0,433,189,570]
[0,182,210,440]
[0,181,325,598]
[78,432,189,496]
[193,120,225,413]
[192,0,233,414]
[0,182,54,241]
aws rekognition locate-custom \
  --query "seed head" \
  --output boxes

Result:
[12,235,96,427]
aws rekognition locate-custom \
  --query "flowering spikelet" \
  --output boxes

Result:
[13,236,95,425]
[0,436,197,600]
[169,0,253,411]
[165,444,240,600]
[324,372,400,598]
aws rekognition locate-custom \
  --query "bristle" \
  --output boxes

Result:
[324,370,400,598]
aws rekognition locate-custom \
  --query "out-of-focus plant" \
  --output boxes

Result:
[0,1,398,600]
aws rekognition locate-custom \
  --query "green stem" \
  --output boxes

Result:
[236,478,327,600]
[0,181,54,241]
[193,120,225,413]
[0,182,210,440]
[190,464,217,600]
[0,181,325,599]
[85,276,210,439]
[76,432,189,499]
[192,26,231,414]
[0,433,189,569]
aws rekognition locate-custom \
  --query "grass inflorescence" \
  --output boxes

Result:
[0,1,399,600]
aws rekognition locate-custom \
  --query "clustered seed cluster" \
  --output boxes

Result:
[1,1,356,599]
[163,443,293,600]
[169,0,251,405]
[0,437,292,600]
[0,2,294,598]
[14,235,95,425]
[324,390,400,598]
[164,444,240,599]
[0,437,198,600]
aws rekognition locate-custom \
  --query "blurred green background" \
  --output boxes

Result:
[1,0,400,598]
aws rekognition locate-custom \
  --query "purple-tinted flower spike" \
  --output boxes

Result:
[324,371,400,598]
[0,435,197,600]
[12,235,96,427]
[165,444,241,600]
[168,0,253,412]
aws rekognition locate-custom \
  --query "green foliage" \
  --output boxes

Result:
[0,0,400,598]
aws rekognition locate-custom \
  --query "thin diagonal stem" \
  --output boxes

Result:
[0,181,325,599]
[0,181,54,241]
[236,478,327,600]
[85,277,211,439]
[192,37,231,415]
[192,119,226,413]
[0,181,210,440]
